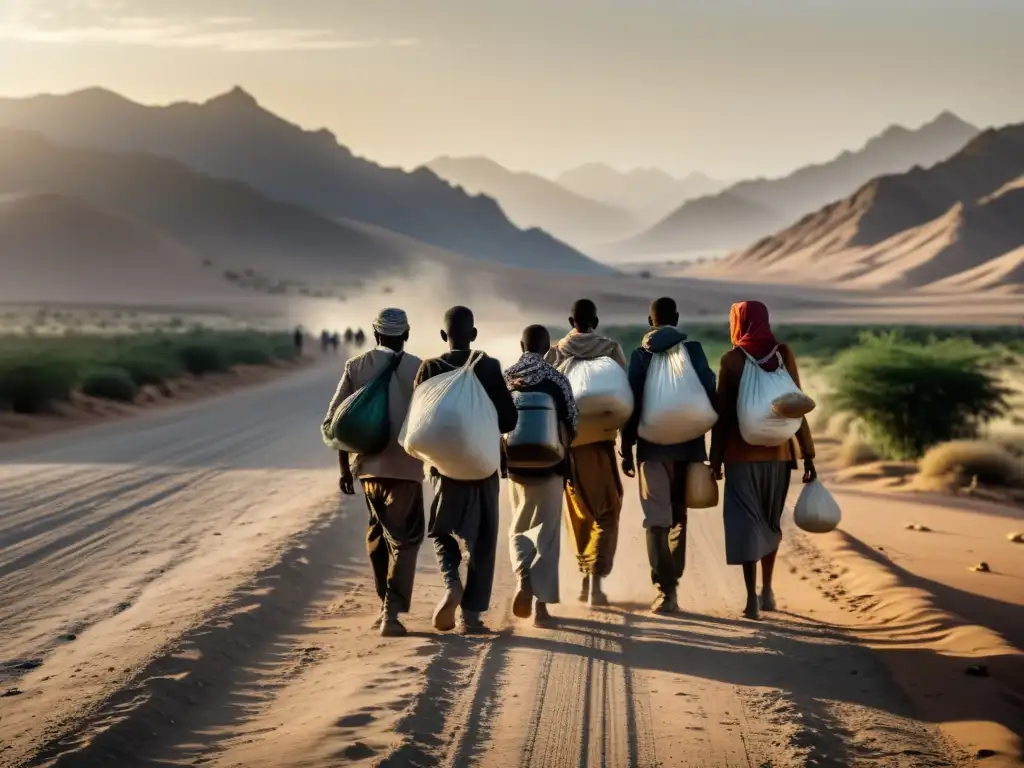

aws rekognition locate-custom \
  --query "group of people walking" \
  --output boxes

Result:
[324,298,816,638]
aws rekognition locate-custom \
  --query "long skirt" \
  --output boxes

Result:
[723,461,791,565]
[564,442,623,577]
[508,474,564,604]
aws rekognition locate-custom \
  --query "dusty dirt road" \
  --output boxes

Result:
[0,363,972,767]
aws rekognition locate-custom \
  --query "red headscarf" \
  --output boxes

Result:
[730,301,781,371]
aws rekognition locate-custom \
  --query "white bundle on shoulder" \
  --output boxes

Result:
[736,349,804,447]
[639,343,718,445]
[399,352,500,481]
[559,356,633,426]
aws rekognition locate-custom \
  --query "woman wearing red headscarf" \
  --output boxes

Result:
[709,301,816,620]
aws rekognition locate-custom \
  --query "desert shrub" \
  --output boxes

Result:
[103,345,183,387]
[918,440,1023,488]
[838,435,880,467]
[829,337,1010,459]
[221,334,275,366]
[178,341,229,376]
[0,355,79,413]
[80,367,139,402]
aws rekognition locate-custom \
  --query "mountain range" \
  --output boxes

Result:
[704,122,1024,292]
[555,165,729,225]
[0,87,612,277]
[619,112,980,256]
[426,156,639,248]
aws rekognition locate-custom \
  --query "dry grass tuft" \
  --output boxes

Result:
[918,440,1024,489]
[838,435,879,467]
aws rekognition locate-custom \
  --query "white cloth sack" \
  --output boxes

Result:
[399,351,500,481]
[793,480,842,533]
[736,350,804,447]
[639,343,718,445]
[559,356,633,428]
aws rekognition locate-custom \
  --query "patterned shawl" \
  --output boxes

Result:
[504,352,580,431]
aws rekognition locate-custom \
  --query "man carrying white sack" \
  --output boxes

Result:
[413,306,519,634]
[545,298,628,606]
[621,297,717,614]
[503,325,579,627]
[328,308,424,638]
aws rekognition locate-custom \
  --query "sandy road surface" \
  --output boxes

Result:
[0,363,969,767]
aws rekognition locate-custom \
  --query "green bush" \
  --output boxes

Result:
[0,356,78,413]
[80,367,139,402]
[178,341,229,376]
[103,346,183,387]
[829,337,1010,459]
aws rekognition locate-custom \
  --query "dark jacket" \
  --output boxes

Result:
[414,350,519,479]
[505,377,575,481]
[621,326,717,464]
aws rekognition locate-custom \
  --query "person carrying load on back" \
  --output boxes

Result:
[621,297,718,614]
[545,299,629,607]
[325,308,424,637]
[503,325,579,627]
[410,306,518,634]
[710,301,816,620]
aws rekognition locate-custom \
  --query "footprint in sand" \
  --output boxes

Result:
[336,711,376,728]
[339,742,377,760]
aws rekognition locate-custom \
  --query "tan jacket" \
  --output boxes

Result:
[709,344,815,467]
[327,348,423,482]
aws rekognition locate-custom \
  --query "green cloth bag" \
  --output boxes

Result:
[323,353,403,455]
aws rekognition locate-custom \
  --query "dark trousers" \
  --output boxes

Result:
[363,478,425,613]
[428,473,500,614]
[640,460,689,592]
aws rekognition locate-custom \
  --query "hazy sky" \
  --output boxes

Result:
[2,0,1022,179]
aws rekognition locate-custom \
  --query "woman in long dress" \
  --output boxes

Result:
[709,301,816,619]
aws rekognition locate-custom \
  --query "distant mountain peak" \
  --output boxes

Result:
[205,86,260,111]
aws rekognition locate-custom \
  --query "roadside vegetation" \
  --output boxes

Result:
[0,329,299,414]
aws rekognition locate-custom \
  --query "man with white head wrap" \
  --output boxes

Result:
[325,308,425,637]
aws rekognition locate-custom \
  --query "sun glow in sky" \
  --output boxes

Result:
[2,0,1022,179]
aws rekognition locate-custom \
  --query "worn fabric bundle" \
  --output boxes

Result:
[736,349,805,447]
[504,390,564,469]
[793,480,842,533]
[639,343,718,445]
[559,356,633,445]
[399,351,500,480]
[684,462,720,509]
[322,353,402,455]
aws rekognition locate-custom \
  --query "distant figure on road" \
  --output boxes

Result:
[344,327,354,344]
[327,308,424,637]
[293,326,304,355]
[330,332,340,354]
[354,328,366,348]
[710,300,817,620]
[321,330,330,354]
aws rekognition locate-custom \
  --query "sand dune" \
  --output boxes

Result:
[705,124,1024,292]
